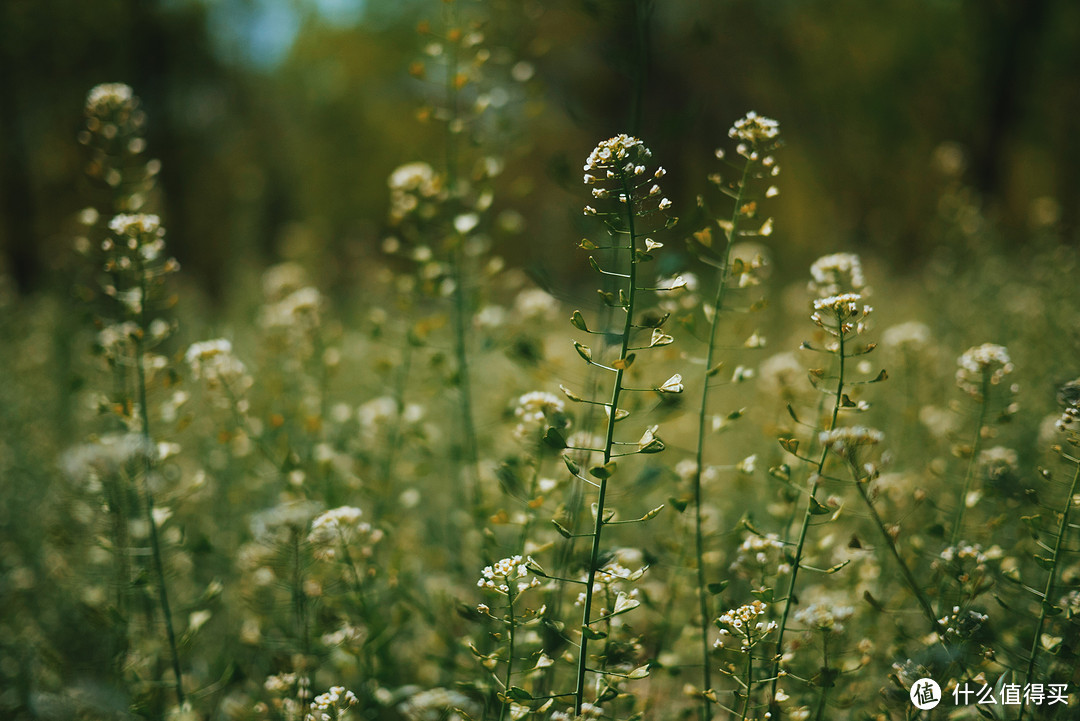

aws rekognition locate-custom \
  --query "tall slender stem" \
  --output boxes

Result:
[574,181,639,716]
[1018,458,1080,721]
[771,318,845,701]
[132,305,184,708]
[950,374,991,547]
[499,590,517,721]
[692,159,752,721]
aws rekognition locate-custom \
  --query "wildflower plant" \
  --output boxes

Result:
[538,133,674,717]
[684,111,781,720]
[77,83,186,710]
[1015,381,1080,721]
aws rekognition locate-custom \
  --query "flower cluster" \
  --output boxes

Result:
[513,391,567,440]
[881,321,931,351]
[574,561,645,615]
[728,111,781,149]
[388,162,446,223]
[715,600,777,651]
[794,602,854,635]
[729,533,791,579]
[811,293,873,336]
[582,135,670,216]
[477,555,539,596]
[100,213,180,316]
[306,685,358,721]
[955,343,1014,397]
[185,339,249,387]
[307,506,383,562]
[937,605,989,639]
[808,253,867,298]
[819,426,884,456]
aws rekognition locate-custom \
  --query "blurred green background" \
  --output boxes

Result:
[2,0,1079,298]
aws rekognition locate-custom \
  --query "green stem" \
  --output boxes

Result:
[443,2,481,512]
[133,315,185,708]
[813,635,829,721]
[740,651,753,721]
[692,158,752,721]
[574,179,639,717]
[771,317,845,702]
[950,373,991,548]
[1018,458,1080,721]
[499,590,516,721]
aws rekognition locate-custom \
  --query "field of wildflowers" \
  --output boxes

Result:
[3,2,1080,720]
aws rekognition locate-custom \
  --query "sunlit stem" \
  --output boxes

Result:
[771,313,845,703]
[692,157,752,721]
[1019,457,1080,721]
[499,587,517,721]
[951,373,991,547]
[575,177,639,717]
[132,263,184,708]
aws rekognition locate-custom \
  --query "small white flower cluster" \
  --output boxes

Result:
[307,506,382,561]
[937,542,1001,570]
[729,111,781,146]
[808,253,866,298]
[811,293,873,336]
[388,162,445,223]
[978,446,1019,482]
[715,600,776,650]
[575,561,644,614]
[881,321,931,351]
[730,533,790,578]
[477,555,539,596]
[956,343,1014,397]
[938,605,988,639]
[86,83,135,118]
[819,426,884,455]
[260,286,323,332]
[305,685,358,721]
[794,602,854,635]
[582,135,669,215]
[550,702,603,721]
[514,391,566,440]
[185,339,248,387]
[61,433,155,483]
[398,688,478,721]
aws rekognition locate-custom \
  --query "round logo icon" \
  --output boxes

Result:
[910,678,942,710]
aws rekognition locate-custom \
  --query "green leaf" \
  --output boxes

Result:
[750,587,774,603]
[868,369,888,383]
[641,505,665,520]
[669,496,688,512]
[506,687,533,701]
[612,353,635,370]
[560,384,584,402]
[809,496,832,515]
[582,625,607,640]
[552,520,572,539]
[588,256,603,274]
[707,581,729,595]
[562,454,580,475]
[786,404,800,423]
[769,464,791,482]
[571,310,589,332]
[779,437,799,455]
[1034,555,1055,571]
[574,341,593,362]
[579,238,597,250]
[1043,602,1064,617]
[627,665,650,679]
[589,461,617,480]
[543,427,567,450]
[706,362,724,378]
